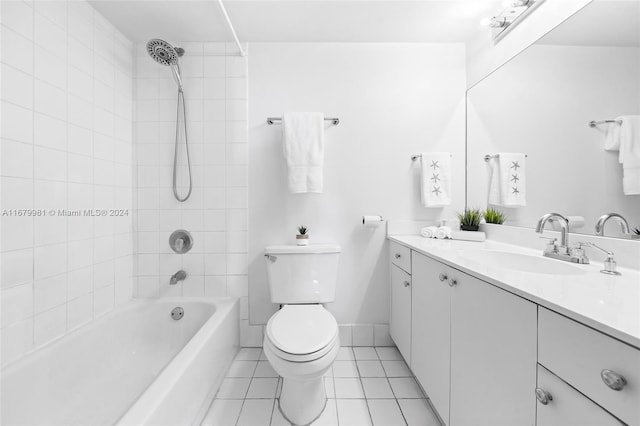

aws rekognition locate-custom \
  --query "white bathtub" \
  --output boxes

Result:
[1,297,239,426]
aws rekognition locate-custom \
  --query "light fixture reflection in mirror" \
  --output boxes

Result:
[486,0,546,42]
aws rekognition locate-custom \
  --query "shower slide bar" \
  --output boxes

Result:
[267,117,340,125]
[589,119,622,128]
[483,154,528,162]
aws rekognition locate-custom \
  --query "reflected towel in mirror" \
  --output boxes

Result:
[487,153,526,207]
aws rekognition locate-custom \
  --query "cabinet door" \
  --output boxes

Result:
[450,270,537,426]
[390,265,412,364]
[412,251,451,425]
[537,365,624,426]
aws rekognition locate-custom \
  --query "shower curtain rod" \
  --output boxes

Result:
[218,0,246,57]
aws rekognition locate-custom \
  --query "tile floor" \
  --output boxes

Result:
[202,346,442,426]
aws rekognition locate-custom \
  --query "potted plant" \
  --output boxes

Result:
[296,225,309,246]
[483,208,507,225]
[632,227,640,240]
[457,208,482,231]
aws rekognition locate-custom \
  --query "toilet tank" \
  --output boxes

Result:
[264,244,341,304]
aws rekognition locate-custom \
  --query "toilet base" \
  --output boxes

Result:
[279,376,327,425]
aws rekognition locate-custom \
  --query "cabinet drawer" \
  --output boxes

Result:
[536,364,624,426]
[389,241,411,273]
[539,308,640,426]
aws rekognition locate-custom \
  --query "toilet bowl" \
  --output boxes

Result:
[263,304,340,425]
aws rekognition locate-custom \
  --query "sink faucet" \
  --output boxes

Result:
[536,213,570,253]
[595,213,630,237]
[536,213,589,264]
[170,270,187,285]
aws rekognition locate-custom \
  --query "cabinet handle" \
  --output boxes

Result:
[601,369,627,391]
[404,281,410,287]
[535,388,553,405]
[395,253,402,259]
[448,278,458,287]
[439,273,448,282]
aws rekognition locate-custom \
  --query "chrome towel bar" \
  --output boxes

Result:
[267,117,340,125]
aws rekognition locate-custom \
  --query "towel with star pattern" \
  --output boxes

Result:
[488,153,526,207]
[420,152,451,207]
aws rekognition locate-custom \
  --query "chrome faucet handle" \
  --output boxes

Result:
[574,242,621,276]
[539,236,558,253]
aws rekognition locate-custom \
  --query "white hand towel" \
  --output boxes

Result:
[604,117,623,151]
[487,153,526,207]
[420,226,438,238]
[282,112,325,193]
[420,152,451,208]
[618,115,640,195]
[435,226,452,239]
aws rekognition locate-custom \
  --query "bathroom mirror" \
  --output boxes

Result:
[466,0,640,239]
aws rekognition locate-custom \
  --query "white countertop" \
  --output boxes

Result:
[389,235,640,349]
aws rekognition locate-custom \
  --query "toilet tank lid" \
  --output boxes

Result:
[264,243,341,254]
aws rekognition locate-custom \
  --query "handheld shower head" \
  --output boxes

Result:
[146,39,184,91]
[146,38,179,66]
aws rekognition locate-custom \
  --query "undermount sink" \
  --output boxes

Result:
[456,249,587,276]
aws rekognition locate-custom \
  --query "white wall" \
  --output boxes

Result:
[132,43,250,339]
[0,1,134,366]
[467,45,640,231]
[466,0,592,88]
[248,43,466,344]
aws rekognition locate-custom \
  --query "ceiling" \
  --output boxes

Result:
[89,0,506,44]
[538,0,640,47]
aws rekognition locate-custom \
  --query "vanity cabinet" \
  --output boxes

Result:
[411,250,537,426]
[538,308,640,426]
[389,241,412,363]
[536,365,624,426]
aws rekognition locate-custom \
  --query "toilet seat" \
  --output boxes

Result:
[266,305,339,362]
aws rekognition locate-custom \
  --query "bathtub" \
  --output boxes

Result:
[1,297,239,426]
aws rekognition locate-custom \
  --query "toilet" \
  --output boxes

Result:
[263,243,341,425]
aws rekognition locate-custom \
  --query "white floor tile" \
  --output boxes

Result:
[201,399,243,426]
[397,399,441,426]
[361,378,395,399]
[254,360,278,377]
[312,399,339,426]
[381,360,412,377]
[235,347,262,360]
[375,347,403,361]
[259,351,268,360]
[246,377,279,399]
[389,378,425,399]
[353,347,379,360]
[357,360,386,377]
[336,399,372,426]
[367,399,407,426]
[333,360,359,377]
[226,360,258,377]
[216,378,251,399]
[236,399,274,426]
[336,347,355,360]
[334,378,365,399]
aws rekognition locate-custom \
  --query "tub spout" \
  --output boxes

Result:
[170,270,187,285]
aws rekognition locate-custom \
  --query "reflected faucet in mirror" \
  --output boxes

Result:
[595,213,630,238]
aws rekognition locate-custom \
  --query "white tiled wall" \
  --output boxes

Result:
[0,0,134,366]
[132,43,251,342]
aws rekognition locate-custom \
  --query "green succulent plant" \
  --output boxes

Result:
[457,208,482,227]
[297,225,308,235]
[483,208,507,225]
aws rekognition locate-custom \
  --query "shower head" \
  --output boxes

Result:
[146,38,181,66]
[146,38,185,91]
